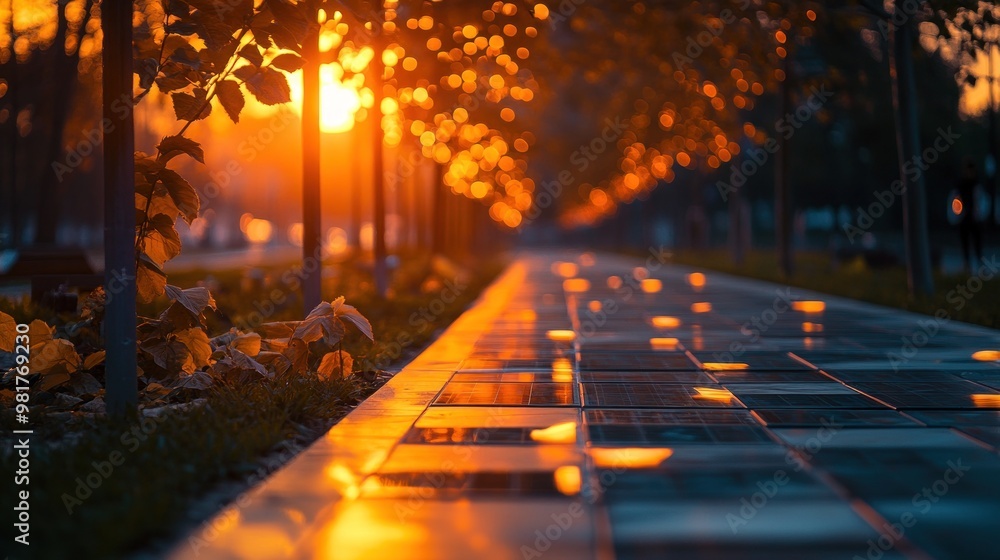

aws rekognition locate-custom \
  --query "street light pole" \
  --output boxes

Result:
[103,0,137,417]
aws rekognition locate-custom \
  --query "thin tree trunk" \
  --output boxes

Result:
[302,26,322,310]
[775,50,794,277]
[103,0,137,417]
[890,14,934,296]
[350,123,362,250]
[370,48,388,297]
[431,162,445,255]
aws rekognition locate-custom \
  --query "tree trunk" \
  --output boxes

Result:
[102,0,137,417]
[301,27,322,311]
[890,14,934,296]
[775,51,794,277]
[431,162,446,255]
[370,48,388,297]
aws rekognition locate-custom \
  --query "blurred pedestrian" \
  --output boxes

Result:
[948,157,986,272]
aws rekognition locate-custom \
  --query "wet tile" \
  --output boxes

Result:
[433,382,577,406]
[772,427,980,449]
[300,499,595,560]
[691,351,814,370]
[378,444,582,473]
[589,424,773,445]
[821,370,966,383]
[753,409,919,427]
[458,358,564,371]
[403,427,541,445]
[361,470,566,498]
[586,408,760,426]
[710,370,835,383]
[579,353,698,371]
[847,381,1000,409]
[415,406,577,428]
[451,372,578,383]
[580,371,714,383]
[736,393,886,409]
[725,382,857,395]
[582,383,743,408]
[906,410,1000,426]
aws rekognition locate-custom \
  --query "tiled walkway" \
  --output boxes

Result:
[176,252,1000,560]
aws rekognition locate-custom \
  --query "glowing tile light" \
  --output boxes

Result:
[554,465,582,496]
[590,448,674,469]
[641,279,663,293]
[691,302,712,313]
[547,330,577,342]
[651,316,681,329]
[552,261,579,278]
[687,272,706,288]
[692,386,735,404]
[650,337,680,351]
[792,300,826,313]
[702,362,749,371]
[971,394,1000,408]
[563,278,590,293]
[802,322,824,333]
[972,350,1000,362]
[530,421,577,444]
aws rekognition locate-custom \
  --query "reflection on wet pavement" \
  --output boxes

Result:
[174,252,1000,559]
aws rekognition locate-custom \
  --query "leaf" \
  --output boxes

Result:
[137,256,168,304]
[331,296,374,341]
[213,347,269,381]
[0,311,15,352]
[28,320,53,347]
[147,186,182,220]
[142,338,194,374]
[244,67,291,105]
[39,372,72,392]
[65,371,102,395]
[172,88,212,121]
[281,338,310,375]
[193,11,239,50]
[83,350,106,370]
[32,338,80,376]
[215,79,245,123]
[230,332,261,356]
[157,135,205,164]
[171,371,215,390]
[138,57,159,90]
[239,44,264,66]
[317,350,353,380]
[257,321,298,339]
[173,328,213,371]
[159,168,200,223]
[232,64,258,82]
[165,285,217,317]
[142,214,182,266]
[255,351,290,376]
[156,61,193,93]
[270,52,304,73]
[294,302,345,346]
